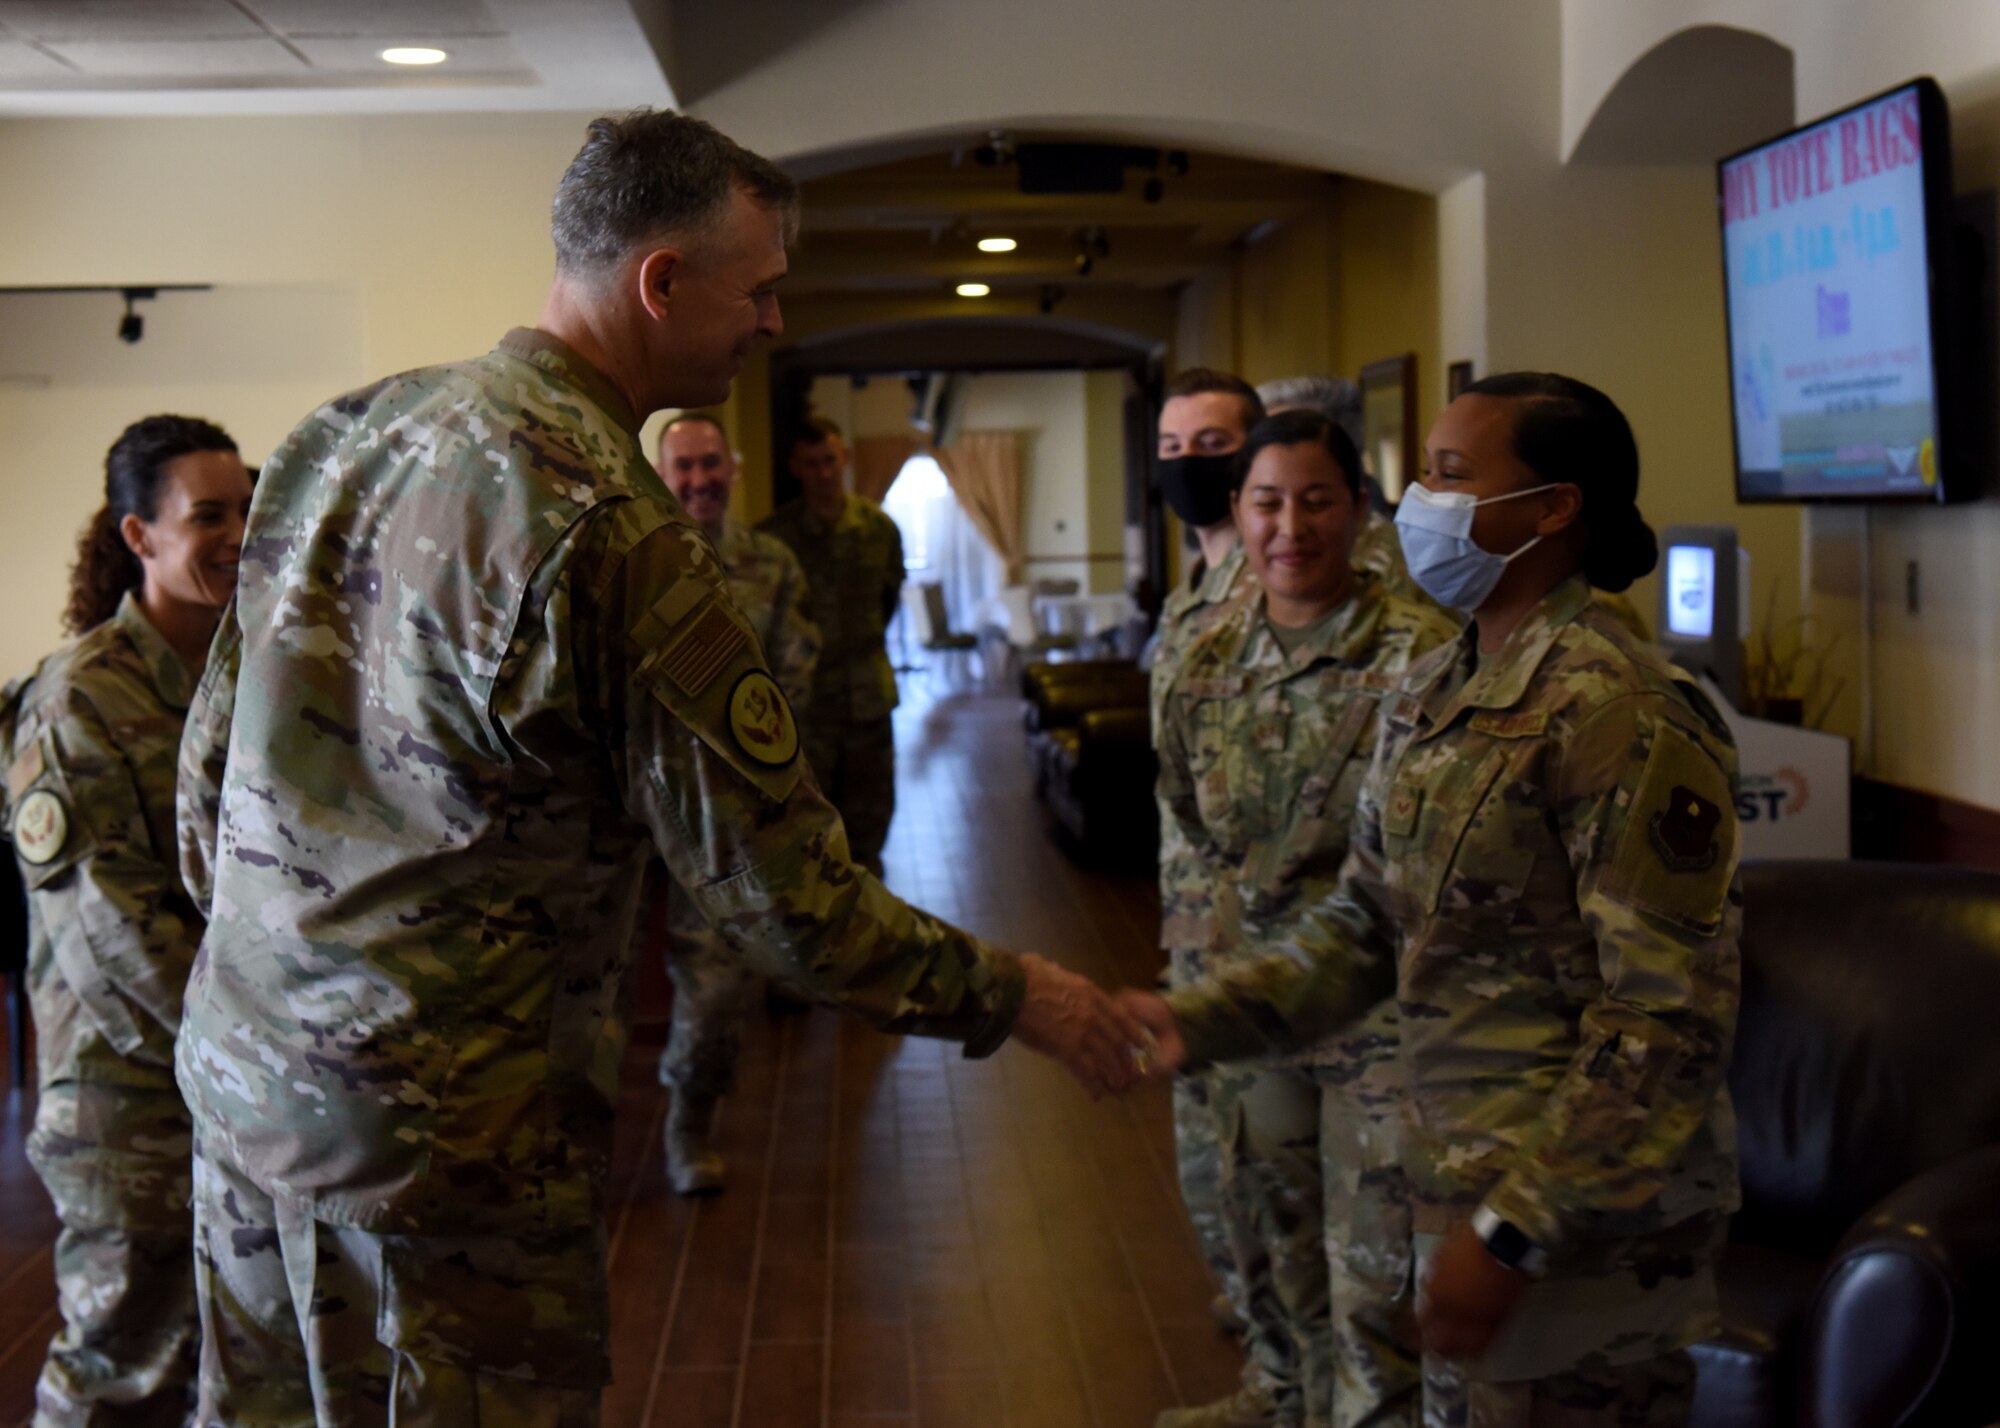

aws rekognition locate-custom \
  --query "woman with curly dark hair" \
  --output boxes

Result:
[2,414,250,1425]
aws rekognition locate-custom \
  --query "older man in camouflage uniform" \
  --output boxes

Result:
[1156,411,1457,1428]
[172,109,1140,1426]
[758,420,904,874]
[1133,573,1742,1427]
[652,412,820,1193]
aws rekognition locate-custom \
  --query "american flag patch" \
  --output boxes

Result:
[659,602,747,696]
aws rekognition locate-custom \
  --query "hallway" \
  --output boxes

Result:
[0,688,1242,1427]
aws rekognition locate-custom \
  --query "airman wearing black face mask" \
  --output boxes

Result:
[1147,368,1284,1428]
[1148,369,1266,722]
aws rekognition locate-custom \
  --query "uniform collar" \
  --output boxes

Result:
[494,327,639,435]
[1197,541,1247,606]
[713,515,753,561]
[797,492,861,536]
[1244,574,1386,679]
[1411,576,1592,735]
[112,592,196,713]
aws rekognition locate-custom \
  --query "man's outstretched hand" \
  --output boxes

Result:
[1112,988,1187,1078]
[1011,954,1149,1099]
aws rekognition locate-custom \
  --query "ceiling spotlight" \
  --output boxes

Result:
[1073,252,1094,277]
[955,282,992,298]
[1038,284,1066,315]
[380,46,449,65]
[976,237,1018,253]
[116,287,155,345]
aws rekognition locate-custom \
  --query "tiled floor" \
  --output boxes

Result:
[0,685,1243,1426]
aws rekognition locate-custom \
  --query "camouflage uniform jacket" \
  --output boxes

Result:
[174,328,1024,1240]
[1149,540,1257,729]
[711,515,820,708]
[1,593,201,1090]
[758,492,903,723]
[1158,576,1457,1067]
[1166,576,1742,1264]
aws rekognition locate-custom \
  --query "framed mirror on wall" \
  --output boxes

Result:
[1360,353,1418,503]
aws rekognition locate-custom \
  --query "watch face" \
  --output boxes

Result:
[1485,1220,1533,1268]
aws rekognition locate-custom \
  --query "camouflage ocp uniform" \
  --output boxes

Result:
[659,515,821,1105]
[1147,538,1262,1373]
[174,329,1024,1425]
[1166,576,1742,1426]
[758,492,904,873]
[1,593,201,1428]
[1159,577,1456,1427]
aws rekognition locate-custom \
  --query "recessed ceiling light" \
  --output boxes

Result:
[381,46,449,66]
[977,237,1018,253]
[955,283,992,298]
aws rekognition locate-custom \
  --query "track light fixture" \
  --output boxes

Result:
[1038,284,1066,315]
[118,287,157,345]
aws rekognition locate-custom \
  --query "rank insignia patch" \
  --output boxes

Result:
[1649,785,1721,872]
[727,671,799,768]
[12,789,67,866]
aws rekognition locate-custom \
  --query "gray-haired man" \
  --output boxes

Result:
[174,108,1142,1425]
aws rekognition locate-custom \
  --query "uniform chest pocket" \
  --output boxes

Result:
[1425,731,1546,919]
[1385,730,1544,918]
[1181,678,1255,844]
[1292,694,1379,816]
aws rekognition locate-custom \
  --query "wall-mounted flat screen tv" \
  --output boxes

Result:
[1719,78,1960,503]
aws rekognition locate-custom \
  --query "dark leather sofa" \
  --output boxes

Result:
[1020,660,1157,868]
[1693,860,2000,1428]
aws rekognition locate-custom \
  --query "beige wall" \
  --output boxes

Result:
[0,112,588,678]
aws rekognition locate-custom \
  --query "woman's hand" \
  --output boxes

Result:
[1111,988,1187,1079]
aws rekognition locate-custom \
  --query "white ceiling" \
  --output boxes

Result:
[0,0,674,115]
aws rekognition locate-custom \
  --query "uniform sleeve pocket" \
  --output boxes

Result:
[635,591,803,807]
[1599,723,1738,934]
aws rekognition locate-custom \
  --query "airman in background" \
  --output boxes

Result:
[653,412,821,1193]
[1,414,251,1428]
[759,419,905,874]
[1156,411,1456,1428]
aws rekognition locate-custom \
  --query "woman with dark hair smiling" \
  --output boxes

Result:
[1154,410,1456,1428]
[2,414,251,1426]
[1126,375,1742,1426]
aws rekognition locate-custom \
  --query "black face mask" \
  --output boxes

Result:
[1157,453,1237,528]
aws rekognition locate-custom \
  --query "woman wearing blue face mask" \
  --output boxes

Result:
[1121,373,1743,1427]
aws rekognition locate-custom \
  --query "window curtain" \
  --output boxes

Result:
[852,434,921,504]
[933,430,1025,583]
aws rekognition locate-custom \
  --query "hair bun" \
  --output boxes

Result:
[1582,502,1657,593]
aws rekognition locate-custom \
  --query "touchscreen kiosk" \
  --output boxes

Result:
[1657,524,1745,706]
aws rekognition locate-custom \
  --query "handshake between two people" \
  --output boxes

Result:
[1009,961,1527,1361]
[1007,955,1188,1100]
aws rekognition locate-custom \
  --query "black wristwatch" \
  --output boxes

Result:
[1471,1205,1548,1277]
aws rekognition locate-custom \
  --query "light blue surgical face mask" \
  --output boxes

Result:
[1394,482,1556,612]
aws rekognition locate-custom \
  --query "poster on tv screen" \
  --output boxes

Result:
[1721,82,1947,500]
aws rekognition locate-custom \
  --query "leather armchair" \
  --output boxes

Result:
[1019,660,1157,867]
[1692,860,2000,1428]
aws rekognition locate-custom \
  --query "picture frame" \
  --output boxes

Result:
[1447,359,1475,399]
[1360,354,1419,503]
